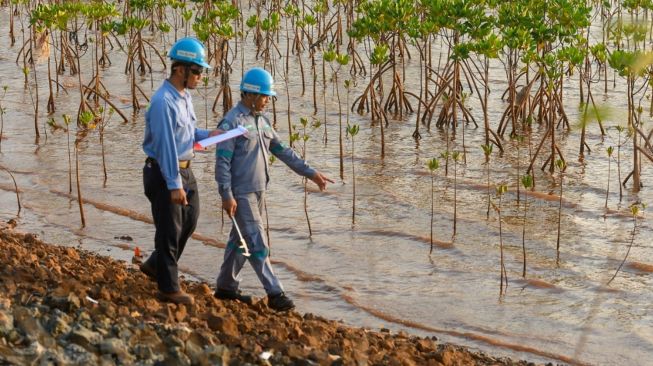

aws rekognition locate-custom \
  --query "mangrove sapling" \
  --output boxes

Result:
[64,114,73,194]
[83,2,119,107]
[521,174,533,278]
[74,111,95,228]
[291,117,320,236]
[605,146,614,210]
[475,33,504,153]
[615,125,626,202]
[451,151,463,240]
[21,66,40,141]
[97,107,116,186]
[324,45,350,179]
[555,159,566,266]
[481,144,493,219]
[346,123,360,225]
[493,183,509,296]
[607,49,653,193]
[0,85,6,153]
[8,0,15,46]
[0,167,21,217]
[606,203,646,285]
[47,115,73,194]
[427,157,440,255]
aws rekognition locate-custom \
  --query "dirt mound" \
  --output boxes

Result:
[0,224,536,365]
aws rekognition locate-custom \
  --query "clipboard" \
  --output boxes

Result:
[194,126,248,150]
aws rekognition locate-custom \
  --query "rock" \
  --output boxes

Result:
[13,306,57,348]
[66,324,102,353]
[129,325,163,351]
[0,296,11,310]
[165,346,191,366]
[170,324,192,342]
[99,337,134,364]
[184,338,204,365]
[74,310,94,330]
[0,309,14,336]
[206,312,239,339]
[414,337,436,353]
[202,344,230,366]
[63,343,98,365]
[164,334,186,350]
[174,304,188,322]
[132,343,158,362]
[435,345,476,366]
[64,247,80,260]
[38,348,69,365]
[298,333,320,348]
[6,328,22,344]
[45,309,71,337]
[197,283,213,296]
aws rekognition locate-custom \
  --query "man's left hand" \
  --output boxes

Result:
[310,171,335,191]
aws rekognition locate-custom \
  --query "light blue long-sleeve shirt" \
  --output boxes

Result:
[143,79,209,190]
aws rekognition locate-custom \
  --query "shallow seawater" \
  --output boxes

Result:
[1,7,653,365]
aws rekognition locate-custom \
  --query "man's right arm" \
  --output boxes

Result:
[148,98,183,190]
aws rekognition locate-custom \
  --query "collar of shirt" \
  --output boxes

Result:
[163,79,186,99]
[236,101,253,116]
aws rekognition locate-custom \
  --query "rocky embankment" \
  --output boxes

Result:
[0,223,541,365]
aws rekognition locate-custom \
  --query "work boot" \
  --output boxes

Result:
[267,292,294,312]
[139,261,156,281]
[214,289,253,305]
[157,290,194,305]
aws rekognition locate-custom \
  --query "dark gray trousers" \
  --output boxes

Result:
[143,160,199,293]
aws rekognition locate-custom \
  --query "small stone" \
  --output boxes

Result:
[184,339,204,365]
[164,334,185,350]
[0,310,14,336]
[99,337,134,364]
[203,344,230,365]
[67,325,102,353]
[63,343,97,365]
[165,346,191,366]
[45,309,72,337]
[206,312,239,339]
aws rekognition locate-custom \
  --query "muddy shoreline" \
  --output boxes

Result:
[0,222,551,365]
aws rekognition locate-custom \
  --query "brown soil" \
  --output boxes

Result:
[0,223,545,365]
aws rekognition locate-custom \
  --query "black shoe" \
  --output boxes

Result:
[267,292,295,312]
[139,261,156,280]
[214,288,253,305]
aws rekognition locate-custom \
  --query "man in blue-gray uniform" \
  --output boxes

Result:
[141,37,221,305]
[214,67,333,311]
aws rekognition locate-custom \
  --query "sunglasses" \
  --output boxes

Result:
[188,67,205,76]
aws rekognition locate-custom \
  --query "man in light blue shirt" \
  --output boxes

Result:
[141,37,220,305]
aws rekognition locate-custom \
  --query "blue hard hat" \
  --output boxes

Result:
[168,37,211,69]
[240,67,276,96]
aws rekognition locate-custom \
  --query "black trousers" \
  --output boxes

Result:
[143,160,199,293]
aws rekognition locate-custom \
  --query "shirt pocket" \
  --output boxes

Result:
[239,132,259,153]
[261,130,274,150]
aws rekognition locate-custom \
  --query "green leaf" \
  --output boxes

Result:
[427,158,440,172]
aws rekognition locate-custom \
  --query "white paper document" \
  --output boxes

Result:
[195,126,248,149]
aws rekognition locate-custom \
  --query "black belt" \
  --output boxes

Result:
[145,157,191,169]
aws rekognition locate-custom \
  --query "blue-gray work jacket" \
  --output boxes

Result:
[215,102,316,201]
